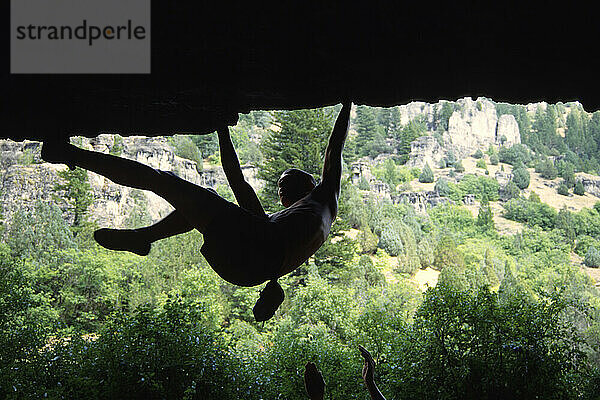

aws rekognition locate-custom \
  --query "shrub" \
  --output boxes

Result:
[503,198,557,229]
[498,144,532,166]
[358,176,370,191]
[557,183,570,196]
[434,177,450,197]
[419,163,434,183]
[476,158,487,169]
[512,166,530,189]
[584,246,600,267]
[385,285,590,400]
[537,159,558,179]
[574,180,585,196]
[445,151,457,167]
[502,181,521,200]
[358,226,378,254]
[379,226,403,256]
[449,174,499,202]
[529,191,541,203]
[489,153,499,165]
[575,235,598,257]
[473,149,484,159]
[454,160,465,173]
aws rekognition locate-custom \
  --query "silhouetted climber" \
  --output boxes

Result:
[303,346,387,400]
[42,102,351,321]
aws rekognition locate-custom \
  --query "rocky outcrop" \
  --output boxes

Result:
[405,97,521,167]
[447,97,499,155]
[494,171,513,186]
[407,136,444,168]
[392,191,452,213]
[496,114,520,146]
[578,173,600,197]
[350,161,374,186]
[398,102,436,126]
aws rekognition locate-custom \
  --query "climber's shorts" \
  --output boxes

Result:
[200,199,285,287]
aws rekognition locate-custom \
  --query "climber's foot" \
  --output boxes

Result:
[41,138,76,170]
[94,228,151,256]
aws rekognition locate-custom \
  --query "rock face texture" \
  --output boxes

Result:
[578,173,600,197]
[496,114,520,146]
[407,136,444,169]
[405,97,521,167]
[393,191,452,213]
[447,97,499,155]
[0,136,262,230]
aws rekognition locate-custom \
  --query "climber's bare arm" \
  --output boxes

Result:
[217,127,267,218]
[321,101,352,199]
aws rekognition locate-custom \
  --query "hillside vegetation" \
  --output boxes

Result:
[1,100,600,399]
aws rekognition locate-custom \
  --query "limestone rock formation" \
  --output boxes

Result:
[578,173,600,197]
[392,191,452,214]
[407,136,444,169]
[496,114,520,146]
[494,171,513,186]
[405,97,522,167]
[447,97,499,156]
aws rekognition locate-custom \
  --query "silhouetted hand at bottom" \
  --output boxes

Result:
[304,362,325,400]
[359,345,387,400]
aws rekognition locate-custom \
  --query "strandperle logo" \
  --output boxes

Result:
[15,19,147,47]
[11,0,150,74]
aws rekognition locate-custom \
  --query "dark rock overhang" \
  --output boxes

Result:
[2,2,599,141]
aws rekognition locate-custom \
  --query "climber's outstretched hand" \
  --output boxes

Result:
[359,345,375,384]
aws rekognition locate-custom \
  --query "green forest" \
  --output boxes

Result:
[2,102,600,399]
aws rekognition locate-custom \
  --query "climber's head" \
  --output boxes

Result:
[277,168,317,207]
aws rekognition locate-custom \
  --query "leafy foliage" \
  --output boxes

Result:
[3,104,600,399]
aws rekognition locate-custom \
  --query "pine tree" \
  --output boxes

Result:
[396,116,426,164]
[585,246,600,267]
[454,160,465,173]
[561,163,576,188]
[489,153,499,165]
[557,183,570,196]
[388,107,402,137]
[354,105,377,157]
[538,159,558,179]
[574,180,585,195]
[435,177,450,196]
[376,107,391,135]
[419,163,434,183]
[54,167,93,228]
[565,108,586,154]
[512,166,530,189]
[477,195,494,230]
[259,108,333,210]
[436,101,455,132]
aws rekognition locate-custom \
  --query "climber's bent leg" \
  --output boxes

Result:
[94,210,193,255]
